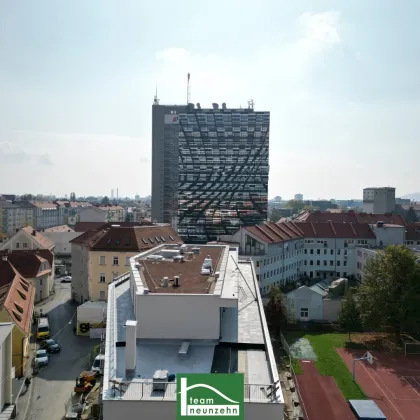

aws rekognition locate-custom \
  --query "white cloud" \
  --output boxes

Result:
[155,11,341,106]
[0,141,53,166]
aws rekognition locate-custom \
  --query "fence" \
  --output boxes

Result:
[108,381,275,403]
[280,332,308,419]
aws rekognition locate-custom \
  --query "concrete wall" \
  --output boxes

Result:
[0,327,12,409]
[79,207,107,223]
[71,244,90,303]
[322,298,342,322]
[287,287,323,321]
[135,294,221,340]
[104,399,282,420]
[43,231,82,255]
[90,251,135,301]
[370,225,405,247]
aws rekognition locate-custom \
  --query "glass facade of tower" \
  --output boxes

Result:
[177,108,269,243]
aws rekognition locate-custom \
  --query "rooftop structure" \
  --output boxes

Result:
[102,244,283,420]
[292,209,406,225]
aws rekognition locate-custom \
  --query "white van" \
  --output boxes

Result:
[91,354,105,375]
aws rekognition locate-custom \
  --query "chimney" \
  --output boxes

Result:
[32,230,36,236]
[125,320,137,373]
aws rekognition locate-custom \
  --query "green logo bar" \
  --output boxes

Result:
[176,373,244,419]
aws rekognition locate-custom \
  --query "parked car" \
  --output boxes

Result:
[91,354,105,375]
[40,339,61,353]
[61,276,72,283]
[34,349,49,367]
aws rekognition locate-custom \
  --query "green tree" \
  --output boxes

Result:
[70,192,76,202]
[357,245,420,340]
[285,199,305,214]
[265,285,294,334]
[269,208,282,222]
[101,196,110,205]
[337,288,362,341]
[406,206,418,223]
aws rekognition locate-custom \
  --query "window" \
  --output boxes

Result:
[113,256,119,266]
[100,256,106,265]
[23,242,28,248]
[343,272,347,277]
[16,243,20,248]
[330,260,334,266]
[100,273,106,283]
[304,249,307,254]
[358,240,367,245]
[310,260,313,266]
[300,308,309,318]
[125,256,130,266]
[324,249,327,255]
[99,291,106,301]
[344,261,347,266]
[310,249,314,255]
[40,279,43,285]
[330,249,334,255]
[337,250,341,255]
[337,261,341,266]
[316,249,320,255]
[256,261,260,267]
[316,260,320,266]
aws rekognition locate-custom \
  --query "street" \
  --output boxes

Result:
[19,279,100,420]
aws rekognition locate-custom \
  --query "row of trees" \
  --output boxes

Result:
[339,245,420,341]
[266,245,420,342]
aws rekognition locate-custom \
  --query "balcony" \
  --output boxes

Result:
[105,380,279,404]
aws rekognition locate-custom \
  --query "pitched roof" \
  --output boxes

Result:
[30,201,57,209]
[293,210,407,226]
[44,225,74,233]
[0,275,34,334]
[74,222,107,232]
[406,224,420,241]
[0,250,53,278]
[22,226,54,249]
[90,225,182,251]
[244,221,376,244]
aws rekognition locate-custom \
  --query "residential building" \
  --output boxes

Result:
[78,206,125,223]
[230,221,377,295]
[286,279,345,322]
[0,226,55,253]
[363,187,396,214]
[294,194,303,201]
[102,244,283,420]
[293,209,406,225]
[70,224,182,303]
[0,323,13,417]
[0,271,34,376]
[0,250,54,302]
[402,203,420,221]
[55,201,92,226]
[151,102,270,243]
[0,201,34,236]
[43,225,81,256]
[405,224,420,248]
[31,201,64,229]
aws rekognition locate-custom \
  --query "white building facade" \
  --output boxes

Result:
[0,323,13,417]
[102,244,284,420]
[363,187,396,214]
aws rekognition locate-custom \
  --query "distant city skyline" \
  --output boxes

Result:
[1,1,420,198]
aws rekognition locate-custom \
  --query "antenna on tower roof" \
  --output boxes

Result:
[153,86,160,105]
[187,73,191,104]
[248,99,254,109]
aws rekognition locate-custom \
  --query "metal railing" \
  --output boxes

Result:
[280,333,308,419]
[107,381,276,403]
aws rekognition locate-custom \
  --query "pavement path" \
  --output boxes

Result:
[15,278,100,420]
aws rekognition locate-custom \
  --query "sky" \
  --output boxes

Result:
[1,0,419,200]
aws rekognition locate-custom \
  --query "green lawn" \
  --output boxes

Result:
[285,332,366,400]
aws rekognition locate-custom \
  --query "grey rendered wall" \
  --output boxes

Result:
[71,244,90,303]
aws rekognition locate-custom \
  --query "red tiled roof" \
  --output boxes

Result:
[244,221,376,244]
[0,250,53,278]
[21,227,54,249]
[91,225,182,251]
[74,222,107,232]
[294,210,407,226]
[406,224,420,241]
[0,275,34,334]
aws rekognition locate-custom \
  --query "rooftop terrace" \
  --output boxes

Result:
[103,244,283,406]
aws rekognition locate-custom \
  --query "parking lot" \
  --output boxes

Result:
[18,279,100,420]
